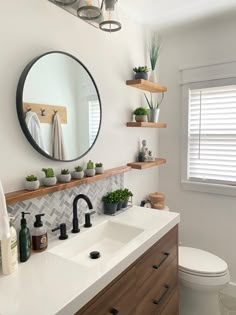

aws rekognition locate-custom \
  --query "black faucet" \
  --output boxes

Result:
[72,194,93,233]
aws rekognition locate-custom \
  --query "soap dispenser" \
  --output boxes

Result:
[32,214,48,252]
[19,212,31,262]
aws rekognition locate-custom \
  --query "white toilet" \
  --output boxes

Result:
[179,246,230,315]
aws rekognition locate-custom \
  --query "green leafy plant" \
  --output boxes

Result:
[102,191,120,204]
[42,168,55,178]
[133,107,148,116]
[87,160,94,170]
[95,163,103,168]
[148,34,162,71]
[25,175,38,182]
[122,188,133,201]
[133,66,150,73]
[61,169,70,175]
[74,165,83,172]
[144,92,164,109]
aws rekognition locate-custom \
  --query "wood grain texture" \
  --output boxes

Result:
[126,79,167,93]
[5,166,131,205]
[24,102,67,124]
[126,122,167,128]
[127,158,166,170]
[160,289,179,315]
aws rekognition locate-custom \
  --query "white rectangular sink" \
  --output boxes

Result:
[49,220,144,267]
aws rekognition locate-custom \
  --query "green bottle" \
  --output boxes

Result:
[19,212,31,262]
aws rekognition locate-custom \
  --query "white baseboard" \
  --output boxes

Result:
[221,282,236,298]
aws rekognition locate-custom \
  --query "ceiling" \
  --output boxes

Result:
[120,0,236,29]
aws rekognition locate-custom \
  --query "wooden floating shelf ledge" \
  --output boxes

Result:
[126,122,167,128]
[127,158,166,170]
[126,79,167,93]
[5,166,131,205]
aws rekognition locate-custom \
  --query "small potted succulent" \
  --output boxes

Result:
[95,163,104,174]
[85,160,95,177]
[133,66,150,80]
[42,168,57,186]
[25,175,40,191]
[72,165,84,179]
[102,191,120,215]
[58,169,71,183]
[133,107,148,122]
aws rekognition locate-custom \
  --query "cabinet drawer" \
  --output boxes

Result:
[136,226,178,290]
[160,289,179,315]
[77,266,136,315]
[136,256,178,315]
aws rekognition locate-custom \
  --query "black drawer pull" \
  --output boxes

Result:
[110,308,119,314]
[153,252,170,269]
[153,285,170,305]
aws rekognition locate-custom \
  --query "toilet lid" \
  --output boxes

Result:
[179,247,228,276]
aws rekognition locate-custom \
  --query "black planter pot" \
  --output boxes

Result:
[121,200,128,208]
[135,72,148,80]
[103,202,118,215]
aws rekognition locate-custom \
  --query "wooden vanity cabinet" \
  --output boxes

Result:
[76,225,178,315]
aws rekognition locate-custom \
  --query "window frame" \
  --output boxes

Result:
[181,77,236,196]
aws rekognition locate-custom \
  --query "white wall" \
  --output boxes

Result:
[0,0,160,204]
[159,11,236,284]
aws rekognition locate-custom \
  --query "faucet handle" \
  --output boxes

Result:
[52,223,68,240]
[84,211,96,228]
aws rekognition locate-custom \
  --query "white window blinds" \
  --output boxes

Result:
[188,85,236,185]
[88,99,100,146]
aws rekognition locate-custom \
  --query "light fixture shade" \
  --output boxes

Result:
[99,0,121,32]
[77,0,102,20]
[55,0,77,5]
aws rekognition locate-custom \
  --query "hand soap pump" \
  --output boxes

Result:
[32,214,48,252]
[19,212,31,262]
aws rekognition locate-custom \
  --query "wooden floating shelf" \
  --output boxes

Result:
[126,122,167,128]
[126,79,167,93]
[127,158,166,170]
[5,166,131,205]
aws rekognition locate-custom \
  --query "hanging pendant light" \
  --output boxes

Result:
[77,0,102,20]
[99,0,121,33]
[55,0,77,5]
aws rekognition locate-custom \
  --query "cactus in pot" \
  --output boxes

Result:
[42,168,57,186]
[72,165,84,179]
[85,160,95,177]
[58,169,71,183]
[95,162,104,174]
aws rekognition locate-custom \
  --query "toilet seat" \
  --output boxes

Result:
[179,246,228,277]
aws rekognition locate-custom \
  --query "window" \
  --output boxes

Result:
[88,99,100,146]
[184,84,236,193]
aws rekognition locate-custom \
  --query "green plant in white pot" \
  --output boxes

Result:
[42,168,57,186]
[95,163,104,174]
[144,92,164,123]
[58,169,71,183]
[72,165,84,179]
[133,107,148,122]
[85,160,95,177]
[25,175,40,191]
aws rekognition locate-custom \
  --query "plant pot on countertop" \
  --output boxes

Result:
[103,202,118,215]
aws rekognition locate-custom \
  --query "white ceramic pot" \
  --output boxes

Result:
[72,171,84,179]
[25,180,40,191]
[85,169,95,177]
[58,174,71,183]
[149,70,157,83]
[95,167,104,174]
[43,177,57,186]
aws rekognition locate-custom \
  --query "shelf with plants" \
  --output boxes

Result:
[126,79,167,93]
[127,158,166,170]
[126,122,167,128]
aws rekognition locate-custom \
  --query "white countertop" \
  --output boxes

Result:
[0,206,180,315]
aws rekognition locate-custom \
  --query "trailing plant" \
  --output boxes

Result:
[133,66,150,73]
[61,169,70,175]
[42,168,55,178]
[74,165,83,172]
[144,92,164,109]
[148,34,162,71]
[87,160,94,169]
[95,163,103,168]
[25,175,38,182]
[133,107,148,116]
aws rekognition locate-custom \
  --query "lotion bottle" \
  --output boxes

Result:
[32,214,48,252]
[19,212,31,262]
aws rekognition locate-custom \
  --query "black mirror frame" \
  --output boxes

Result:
[16,51,102,162]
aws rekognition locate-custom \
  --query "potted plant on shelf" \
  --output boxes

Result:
[133,66,150,80]
[72,165,84,179]
[42,168,57,186]
[25,175,40,191]
[102,191,120,214]
[144,92,164,123]
[148,33,162,83]
[133,107,148,122]
[58,169,71,183]
[95,163,104,174]
[85,160,95,177]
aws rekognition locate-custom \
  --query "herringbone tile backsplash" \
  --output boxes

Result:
[7,174,124,237]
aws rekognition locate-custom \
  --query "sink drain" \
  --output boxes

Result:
[90,251,101,259]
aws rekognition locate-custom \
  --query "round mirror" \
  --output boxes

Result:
[16,51,102,162]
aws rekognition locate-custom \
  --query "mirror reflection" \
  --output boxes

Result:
[17,52,101,161]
